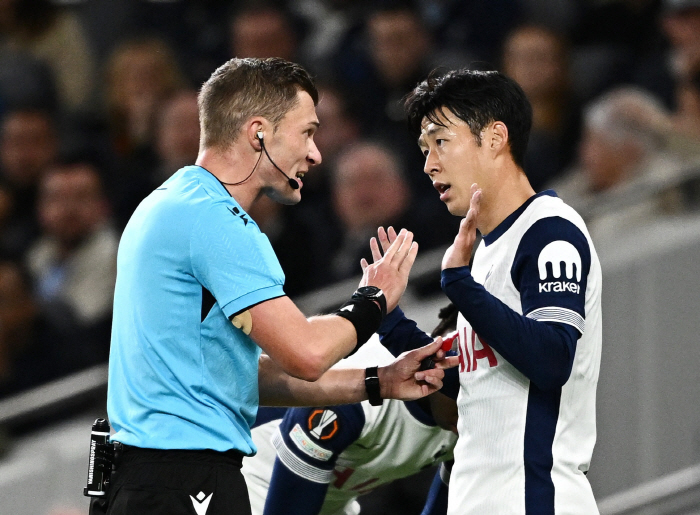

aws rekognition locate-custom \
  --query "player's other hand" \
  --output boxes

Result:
[442,184,481,270]
[378,337,459,401]
[359,227,418,312]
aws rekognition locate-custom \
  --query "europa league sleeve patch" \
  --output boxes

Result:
[307,409,340,440]
[277,404,365,463]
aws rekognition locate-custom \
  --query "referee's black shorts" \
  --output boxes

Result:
[105,445,251,515]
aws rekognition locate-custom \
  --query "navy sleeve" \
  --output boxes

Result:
[511,217,591,331]
[441,218,590,390]
[377,307,433,356]
[420,462,451,515]
[440,366,460,401]
[263,404,365,515]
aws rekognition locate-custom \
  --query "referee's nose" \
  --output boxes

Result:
[307,139,322,167]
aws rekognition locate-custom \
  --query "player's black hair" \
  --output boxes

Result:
[431,303,458,337]
[404,68,532,169]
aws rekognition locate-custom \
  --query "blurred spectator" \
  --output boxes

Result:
[26,158,117,356]
[332,3,435,196]
[289,0,371,74]
[571,0,662,55]
[501,24,582,190]
[667,67,700,206]
[0,48,57,113]
[113,89,200,228]
[672,66,700,137]
[315,84,362,166]
[125,0,232,86]
[661,0,700,81]
[549,87,689,239]
[296,82,362,209]
[0,259,77,398]
[634,0,700,108]
[0,108,57,191]
[0,0,95,113]
[414,0,524,66]
[328,141,458,281]
[247,195,331,298]
[0,107,58,256]
[104,37,185,160]
[229,2,299,61]
[155,90,200,181]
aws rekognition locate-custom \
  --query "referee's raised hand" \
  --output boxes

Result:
[359,228,418,313]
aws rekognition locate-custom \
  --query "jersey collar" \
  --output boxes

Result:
[192,165,233,198]
[482,190,558,246]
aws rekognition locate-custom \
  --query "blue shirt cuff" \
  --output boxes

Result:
[221,284,286,318]
[377,306,406,336]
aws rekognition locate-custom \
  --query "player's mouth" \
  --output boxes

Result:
[294,171,306,187]
[434,181,451,201]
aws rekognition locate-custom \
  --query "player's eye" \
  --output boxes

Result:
[436,139,446,147]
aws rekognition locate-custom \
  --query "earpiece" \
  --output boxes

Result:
[255,129,299,190]
[218,128,298,189]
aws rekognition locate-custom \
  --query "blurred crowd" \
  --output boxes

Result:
[1,0,700,401]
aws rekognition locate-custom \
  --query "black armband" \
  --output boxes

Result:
[334,286,386,356]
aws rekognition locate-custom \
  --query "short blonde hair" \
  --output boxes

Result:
[198,57,318,150]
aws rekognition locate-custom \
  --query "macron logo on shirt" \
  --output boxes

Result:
[537,241,581,294]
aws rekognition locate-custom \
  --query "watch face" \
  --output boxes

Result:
[357,286,382,297]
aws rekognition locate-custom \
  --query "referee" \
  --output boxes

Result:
[104,58,452,515]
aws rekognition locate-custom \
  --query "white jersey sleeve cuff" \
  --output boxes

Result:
[526,306,585,334]
[272,429,334,484]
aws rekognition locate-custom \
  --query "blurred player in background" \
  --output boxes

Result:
[243,303,460,515]
[371,68,603,514]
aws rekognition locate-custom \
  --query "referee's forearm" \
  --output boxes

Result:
[249,297,359,381]
[258,354,365,406]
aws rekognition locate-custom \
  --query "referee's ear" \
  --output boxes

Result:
[246,119,266,152]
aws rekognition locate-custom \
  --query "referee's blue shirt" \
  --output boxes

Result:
[107,165,285,455]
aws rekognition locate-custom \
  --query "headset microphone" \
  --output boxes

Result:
[257,131,299,190]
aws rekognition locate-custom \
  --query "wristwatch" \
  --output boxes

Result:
[365,366,383,406]
[352,286,387,319]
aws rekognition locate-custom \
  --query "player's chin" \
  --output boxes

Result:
[445,199,468,217]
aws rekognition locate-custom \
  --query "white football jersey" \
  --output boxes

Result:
[447,191,602,514]
[243,340,457,515]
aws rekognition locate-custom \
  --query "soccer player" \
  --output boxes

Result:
[242,305,461,515]
[104,58,455,515]
[386,69,603,514]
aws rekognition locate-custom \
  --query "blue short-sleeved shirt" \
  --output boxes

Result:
[107,165,285,454]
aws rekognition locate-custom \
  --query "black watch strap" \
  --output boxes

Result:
[365,366,383,406]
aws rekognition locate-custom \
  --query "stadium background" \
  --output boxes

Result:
[0,0,699,513]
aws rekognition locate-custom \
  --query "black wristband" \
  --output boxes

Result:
[334,298,384,356]
[365,366,382,406]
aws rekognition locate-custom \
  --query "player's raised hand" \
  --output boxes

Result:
[442,183,481,270]
[378,337,459,400]
[359,228,418,312]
